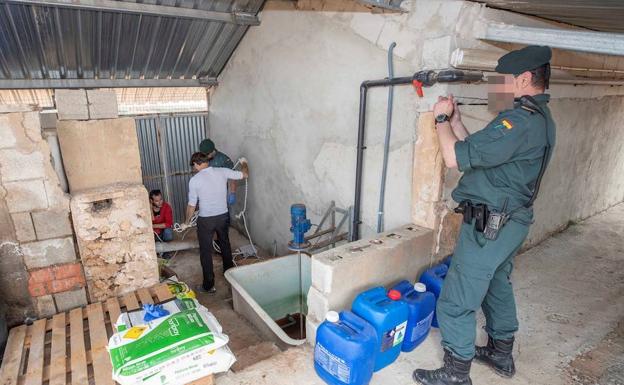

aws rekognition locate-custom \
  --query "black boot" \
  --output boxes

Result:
[413,349,473,385]
[474,336,515,378]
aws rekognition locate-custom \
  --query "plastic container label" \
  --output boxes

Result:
[410,311,434,342]
[315,343,351,384]
[381,321,408,352]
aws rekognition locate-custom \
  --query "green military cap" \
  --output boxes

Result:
[199,139,215,154]
[495,45,552,75]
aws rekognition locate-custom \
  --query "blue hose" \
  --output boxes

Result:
[377,42,396,233]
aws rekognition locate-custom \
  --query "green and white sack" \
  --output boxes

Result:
[108,307,233,385]
[114,298,222,334]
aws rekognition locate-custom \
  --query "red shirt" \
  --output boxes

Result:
[152,202,173,235]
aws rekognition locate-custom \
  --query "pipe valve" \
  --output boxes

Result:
[412,69,484,97]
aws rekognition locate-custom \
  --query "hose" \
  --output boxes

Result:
[167,157,257,264]
[377,42,396,233]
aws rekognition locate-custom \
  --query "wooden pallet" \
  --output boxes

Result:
[0,284,214,385]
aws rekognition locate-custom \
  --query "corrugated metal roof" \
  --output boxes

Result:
[0,0,265,88]
[475,1,624,33]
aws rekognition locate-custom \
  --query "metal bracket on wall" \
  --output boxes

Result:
[305,201,352,252]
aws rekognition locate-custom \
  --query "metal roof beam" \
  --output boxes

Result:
[0,78,218,89]
[3,0,261,25]
[482,23,624,56]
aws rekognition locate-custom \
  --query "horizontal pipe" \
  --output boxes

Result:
[451,48,624,86]
[482,23,624,56]
[362,76,414,88]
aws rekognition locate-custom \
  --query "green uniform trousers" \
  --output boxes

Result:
[437,219,529,360]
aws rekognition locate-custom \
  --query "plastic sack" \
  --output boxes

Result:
[108,307,232,385]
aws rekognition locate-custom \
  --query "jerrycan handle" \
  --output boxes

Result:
[432,263,449,276]
[340,311,368,334]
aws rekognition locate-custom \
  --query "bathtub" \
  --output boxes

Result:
[224,253,311,349]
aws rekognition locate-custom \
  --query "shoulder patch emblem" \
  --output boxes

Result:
[501,119,513,129]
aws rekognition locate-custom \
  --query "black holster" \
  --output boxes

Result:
[455,201,489,232]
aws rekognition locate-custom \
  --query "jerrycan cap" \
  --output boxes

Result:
[388,289,402,301]
[414,282,427,293]
[325,311,339,323]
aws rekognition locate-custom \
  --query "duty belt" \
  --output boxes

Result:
[454,201,489,233]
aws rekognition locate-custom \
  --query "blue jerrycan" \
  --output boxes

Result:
[418,263,449,328]
[392,281,436,352]
[352,287,409,371]
[314,310,377,385]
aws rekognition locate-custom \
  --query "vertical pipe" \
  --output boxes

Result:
[298,250,303,339]
[351,84,368,241]
[377,42,396,233]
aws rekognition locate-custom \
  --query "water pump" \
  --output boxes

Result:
[289,203,311,251]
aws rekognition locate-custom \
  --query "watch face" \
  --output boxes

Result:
[435,114,449,123]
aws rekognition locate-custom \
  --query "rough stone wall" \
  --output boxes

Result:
[70,183,159,302]
[0,111,86,324]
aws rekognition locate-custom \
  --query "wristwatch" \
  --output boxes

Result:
[435,114,450,124]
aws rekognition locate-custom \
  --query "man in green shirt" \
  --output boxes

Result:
[413,46,556,385]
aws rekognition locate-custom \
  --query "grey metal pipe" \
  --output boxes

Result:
[377,42,396,233]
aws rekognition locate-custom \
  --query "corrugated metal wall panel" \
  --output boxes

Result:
[135,114,207,224]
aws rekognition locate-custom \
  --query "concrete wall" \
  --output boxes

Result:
[210,0,624,255]
[210,0,462,253]
[438,97,624,252]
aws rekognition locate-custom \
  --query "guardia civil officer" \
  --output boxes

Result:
[413,46,556,385]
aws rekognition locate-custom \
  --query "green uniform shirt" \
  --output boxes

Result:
[210,150,234,169]
[452,94,556,224]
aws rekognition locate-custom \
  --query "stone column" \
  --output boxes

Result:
[70,184,159,302]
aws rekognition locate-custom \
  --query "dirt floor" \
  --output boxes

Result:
[162,227,283,372]
[213,203,624,385]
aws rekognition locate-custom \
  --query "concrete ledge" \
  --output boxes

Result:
[306,224,434,344]
[155,239,198,253]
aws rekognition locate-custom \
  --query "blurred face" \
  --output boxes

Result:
[488,75,515,113]
[208,150,216,160]
[150,194,163,209]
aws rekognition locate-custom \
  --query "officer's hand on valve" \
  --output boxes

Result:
[433,95,454,117]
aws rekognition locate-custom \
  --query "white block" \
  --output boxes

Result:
[21,237,77,269]
[306,286,330,325]
[4,180,48,213]
[55,90,89,120]
[0,149,46,182]
[310,225,434,316]
[87,90,119,119]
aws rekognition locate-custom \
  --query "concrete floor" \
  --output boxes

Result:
[215,203,624,385]
[163,227,283,372]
